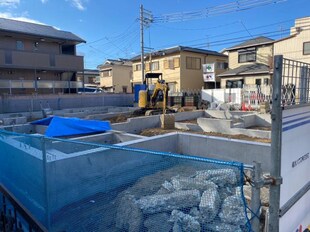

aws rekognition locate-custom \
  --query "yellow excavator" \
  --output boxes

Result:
[137,73,175,115]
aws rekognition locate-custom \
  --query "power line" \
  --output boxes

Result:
[78,19,139,47]
[151,19,295,50]
[152,20,241,31]
[153,0,287,23]
[240,21,254,38]
[194,27,310,49]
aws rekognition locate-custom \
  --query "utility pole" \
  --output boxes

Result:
[140,4,153,84]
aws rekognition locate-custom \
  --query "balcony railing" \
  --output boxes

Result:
[0,80,83,94]
[0,49,83,71]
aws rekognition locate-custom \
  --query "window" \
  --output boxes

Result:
[303,42,310,55]
[61,45,75,55]
[238,47,256,63]
[264,78,269,85]
[134,64,141,71]
[164,59,174,69]
[164,57,180,69]
[150,61,159,71]
[255,79,262,86]
[186,57,201,70]
[173,58,180,68]
[216,62,228,69]
[226,79,244,88]
[145,62,159,71]
[5,51,12,64]
[16,41,24,50]
[101,70,112,77]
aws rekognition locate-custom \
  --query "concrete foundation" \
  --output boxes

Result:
[197,118,271,139]
[0,130,271,218]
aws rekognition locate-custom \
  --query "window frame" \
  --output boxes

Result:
[101,69,112,77]
[238,47,256,63]
[134,64,141,71]
[303,41,310,55]
[150,61,159,71]
[186,56,201,70]
[226,79,244,89]
[16,40,24,50]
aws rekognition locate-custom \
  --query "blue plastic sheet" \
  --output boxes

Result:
[31,116,111,137]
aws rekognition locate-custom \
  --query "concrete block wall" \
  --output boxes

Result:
[0,94,134,113]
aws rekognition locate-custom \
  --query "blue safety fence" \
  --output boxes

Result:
[0,129,253,232]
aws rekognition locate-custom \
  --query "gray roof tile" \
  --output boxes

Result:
[131,46,227,61]
[0,17,85,43]
[226,36,274,51]
[218,63,270,77]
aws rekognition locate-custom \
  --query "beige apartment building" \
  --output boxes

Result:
[0,17,85,95]
[274,16,310,64]
[131,46,228,91]
[97,59,132,93]
[218,36,274,88]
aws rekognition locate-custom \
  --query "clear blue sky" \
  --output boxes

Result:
[0,0,309,69]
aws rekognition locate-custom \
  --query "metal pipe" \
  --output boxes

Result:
[41,137,51,230]
[268,55,283,232]
[251,161,262,232]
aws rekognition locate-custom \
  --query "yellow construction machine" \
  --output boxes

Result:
[137,73,175,115]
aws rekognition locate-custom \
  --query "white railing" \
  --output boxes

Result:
[201,88,243,104]
[201,84,272,110]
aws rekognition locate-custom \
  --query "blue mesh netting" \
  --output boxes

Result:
[0,130,252,232]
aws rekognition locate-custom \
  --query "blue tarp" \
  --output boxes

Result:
[31,116,111,137]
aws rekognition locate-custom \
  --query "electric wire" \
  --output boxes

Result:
[153,0,287,23]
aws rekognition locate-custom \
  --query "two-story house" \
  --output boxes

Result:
[77,69,100,85]
[97,59,132,93]
[218,36,274,88]
[0,17,85,95]
[131,46,228,92]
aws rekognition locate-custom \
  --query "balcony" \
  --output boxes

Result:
[0,49,84,71]
[0,80,83,94]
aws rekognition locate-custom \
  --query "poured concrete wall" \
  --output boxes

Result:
[111,115,161,134]
[197,117,271,139]
[71,131,145,144]
[46,145,175,214]
[120,132,271,172]
[111,111,205,134]
[177,133,271,171]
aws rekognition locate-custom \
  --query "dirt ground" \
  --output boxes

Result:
[140,128,271,143]
[108,114,132,123]
[108,114,271,143]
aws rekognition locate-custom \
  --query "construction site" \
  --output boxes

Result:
[0,89,273,231]
[0,56,309,232]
